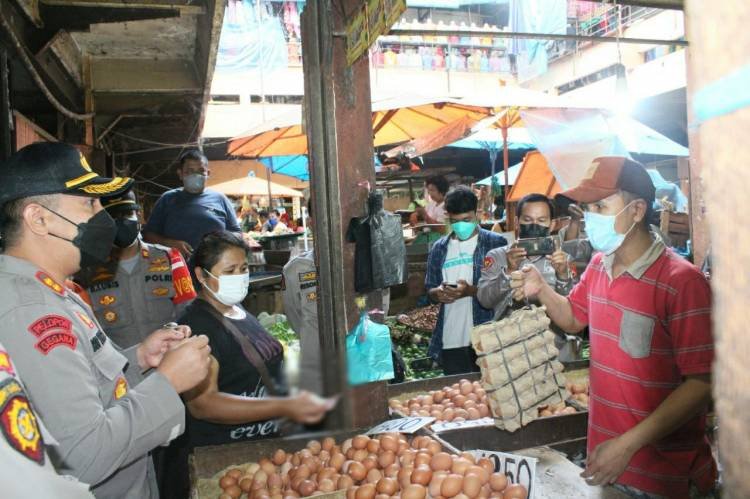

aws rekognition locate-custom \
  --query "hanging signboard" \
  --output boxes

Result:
[346,0,407,66]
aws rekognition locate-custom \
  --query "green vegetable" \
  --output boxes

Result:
[268,321,298,344]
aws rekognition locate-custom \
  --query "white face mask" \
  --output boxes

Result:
[203,269,250,306]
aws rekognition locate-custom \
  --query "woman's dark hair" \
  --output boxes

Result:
[445,185,478,215]
[258,210,269,219]
[193,231,250,273]
[516,193,555,219]
[425,175,449,195]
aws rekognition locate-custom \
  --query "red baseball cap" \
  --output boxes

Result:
[558,156,655,205]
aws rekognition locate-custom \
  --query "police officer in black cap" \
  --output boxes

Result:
[0,142,212,498]
[79,188,197,348]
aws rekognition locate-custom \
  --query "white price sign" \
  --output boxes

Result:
[471,449,537,499]
[431,417,495,433]
[366,417,435,435]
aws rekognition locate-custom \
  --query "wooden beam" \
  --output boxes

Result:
[14,0,42,27]
[90,58,200,93]
[39,0,205,15]
[37,30,82,88]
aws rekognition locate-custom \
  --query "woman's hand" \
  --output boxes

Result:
[285,391,335,424]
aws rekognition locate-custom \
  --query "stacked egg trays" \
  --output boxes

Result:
[471,305,567,433]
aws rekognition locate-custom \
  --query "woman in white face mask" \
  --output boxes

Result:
[156,231,335,499]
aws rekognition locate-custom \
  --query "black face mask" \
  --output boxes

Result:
[43,206,117,269]
[113,218,140,248]
[519,223,550,239]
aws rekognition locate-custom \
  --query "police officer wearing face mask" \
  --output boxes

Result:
[142,149,242,258]
[477,193,574,321]
[77,189,197,348]
[0,142,213,498]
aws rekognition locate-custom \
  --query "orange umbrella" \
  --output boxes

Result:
[227,97,494,158]
[507,151,561,203]
[382,115,479,158]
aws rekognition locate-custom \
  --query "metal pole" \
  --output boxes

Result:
[266,162,273,210]
[388,29,688,47]
[0,47,10,159]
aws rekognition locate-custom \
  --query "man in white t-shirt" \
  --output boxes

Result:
[425,186,507,374]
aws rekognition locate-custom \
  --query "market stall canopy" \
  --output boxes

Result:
[210,175,303,198]
[507,151,561,203]
[476,162,524,186]
[227,96,495,157]
[383,115,479,158]
[520,108,690,189]
[449,127,536,151]
[259,155,309,181]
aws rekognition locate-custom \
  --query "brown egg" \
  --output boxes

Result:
[460,453,476,465]
[433,391,445,403]
[397,467,414,489]
[220,475,238,489]
[348,461,367,482]
[441,474,464,498]
[367,439,381,454]
[224,484,243,498]
[291,476,306,492]
[467,408,481,420]
[284,492,301,499]
[463,474,483,498]
[292,454,302,467]
[307,440,322,455]
[338,474,355,490]
[466,466,489,484]
[453,395,467,407]
[261,458,278,475]
[398,441,409,455]
[342,439,354,454]
[353,435,370,450]
[347,448,357,460]
[451,458,472,475]
[318,479,336,493]
[375,495,391,499]
[322,437,336,452]
[454,409,470,420]
[318,468,336,482]
[539,409,553,417]
[442,408,455,422]
[379,434,399,453]
[414,452,432,468]
[227,468,244,480]
[459,382,473,395]
[362,456,379,471]
[502,484,527,499]
[376,477,399,496]
[400,450,416,467]
[411,466,432,486]
[330,452,346,471]
[347,487,358,499]
[479,484,491,499]
[254,470,269,485]
[239,477,254,492]
[463,400,477,411]
[430,452,453,472]
[298,480,317,497]
[429,472,447,497]
[354,449,369,462]
[402,484,427,499]
[477,458,494,476]
[488,473,508,492]
[466,393,479,403]
[384,463,400,478]
[366,468,383,484]
[477,404,490,418]
[319,450,331,463]
[281,462,294,478]
[356,483,377,499]
[426,439,442,456]
[268,473,283,489]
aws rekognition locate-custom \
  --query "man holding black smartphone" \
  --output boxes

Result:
[477,193,573,321]
[425,186,507,375]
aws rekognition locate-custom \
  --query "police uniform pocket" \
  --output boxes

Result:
[619,310,655,359]
[91,343,127,381]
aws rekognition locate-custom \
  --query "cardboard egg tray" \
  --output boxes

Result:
[471,305,567,433]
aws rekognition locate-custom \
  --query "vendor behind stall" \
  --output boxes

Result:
[426,186,507,375]
[77,188,197,347]
[158,231,333,499]
[413,174,448,224]
[511,157,716,498]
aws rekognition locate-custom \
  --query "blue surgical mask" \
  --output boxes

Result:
[583,202,636,255]
[451,221,477,241]
[183,173,206,194]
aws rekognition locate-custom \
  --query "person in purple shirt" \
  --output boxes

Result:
[143,149,242,258]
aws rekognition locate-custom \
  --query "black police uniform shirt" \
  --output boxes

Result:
[176,300,285,447]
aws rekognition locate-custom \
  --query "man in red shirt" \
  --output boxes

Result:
[511,157,716,498]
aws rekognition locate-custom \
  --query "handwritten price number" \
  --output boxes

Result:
[475,451,534,499]
[367,417,434,435]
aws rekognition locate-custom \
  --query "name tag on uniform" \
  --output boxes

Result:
[299,271,318,290]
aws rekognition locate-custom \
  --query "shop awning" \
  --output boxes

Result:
[210,174,304,198]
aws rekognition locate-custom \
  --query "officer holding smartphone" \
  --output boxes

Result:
[477,193,573,321]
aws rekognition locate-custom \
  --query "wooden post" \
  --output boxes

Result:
[0,47,11,159]
[302,0,387,430]
[685,2,750,496]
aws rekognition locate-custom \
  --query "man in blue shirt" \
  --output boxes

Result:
[425,186,507,375]
[143,150,241,257]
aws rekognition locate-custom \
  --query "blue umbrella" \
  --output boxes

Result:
[475,162,524,186]
[259,155,309,181]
